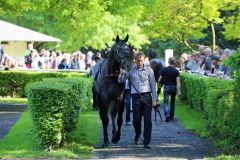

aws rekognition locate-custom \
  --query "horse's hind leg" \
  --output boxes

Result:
[98,97,109,147]
[112,98,124,143]
[111,105,117,144]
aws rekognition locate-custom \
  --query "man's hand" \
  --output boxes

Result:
[152,101,160,107]
[178,91,181,96]
[119,68,128,78]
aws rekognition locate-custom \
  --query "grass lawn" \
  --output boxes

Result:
[209,155,240,160]
[0,98,28,104]
[159,94,208,137]
[0,110,101,159]
[175,97,209,137]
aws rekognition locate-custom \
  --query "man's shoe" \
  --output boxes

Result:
[144,145,150,149]
[165,116,170,122]
[170,117,174,121]
[135,139,139,145]
[134,135,140,145]
[126,121,132,126]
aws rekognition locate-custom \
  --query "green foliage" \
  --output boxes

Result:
[1,1,240,53]
[42,77,93,112]
[223,1,240,40]
[175,98,209,137]
[0,71,85,98]
[180,73,240,153]
[0,98,27,104]
[26,82,71,149]
[210,155,240,160]
[0,1,31,15]
[205,89,236,152]
[0,110,100,159]
[224,48,240,76]
[26,77,92,150]
[180,73,233,111]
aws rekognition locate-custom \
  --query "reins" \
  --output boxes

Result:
[127,76,162,126]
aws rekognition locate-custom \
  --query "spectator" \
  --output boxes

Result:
[58,58,69,69]
[207,55,219,77]
[199,45,206,58]
[218,54,230,76]
[179,53,189,71]
[0,41,4,67]
[24,51,32,69]
[85,51,93,70]
[158,57,181,122]
[70,53,79,69]
[186,53,201,73]
[201,47,212,71]
[31,49,40,69]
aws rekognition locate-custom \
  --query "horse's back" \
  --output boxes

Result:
[150,58,165,81]
[94,60,124,101]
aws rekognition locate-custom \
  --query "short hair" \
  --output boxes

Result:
[135,52,145,60]
[168,57,175,65]
[199,45,205,50]
[205,47,212,53]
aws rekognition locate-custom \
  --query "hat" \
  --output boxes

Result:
[211,55,219,61]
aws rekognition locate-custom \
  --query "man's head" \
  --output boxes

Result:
[94,56,101,63]
[135,52,145,68]
[168,57,175,65]
[211,55,219,65]
[204,47,212,56]
[199,45,205,53]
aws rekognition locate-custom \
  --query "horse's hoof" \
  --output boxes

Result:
[101,143,109,148]
[112,135,120,144]
[111,138,118,144]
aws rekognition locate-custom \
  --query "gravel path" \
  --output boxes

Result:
[94,109,221,160]
[0,104,26,140]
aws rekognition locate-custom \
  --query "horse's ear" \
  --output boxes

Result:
[105,43,109,48]
[116,35,120,43]
[123,34,129,42]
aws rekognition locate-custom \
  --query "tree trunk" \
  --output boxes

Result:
[210,22,216,51]
[175,33,196,52]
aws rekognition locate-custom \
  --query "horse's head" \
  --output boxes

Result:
[112,35,133,71]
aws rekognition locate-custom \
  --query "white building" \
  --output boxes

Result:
[0,20,61,58]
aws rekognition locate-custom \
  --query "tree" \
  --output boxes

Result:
[141,0,224,52]
[223,0,240,41]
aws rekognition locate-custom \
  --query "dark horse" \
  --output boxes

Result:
[149,49,165,94]
[94,35,133,147]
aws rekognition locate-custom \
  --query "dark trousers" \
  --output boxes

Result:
[163,85,176,118]
[132,93,152,146]
[124,89,131,122]
[92,84,98,110]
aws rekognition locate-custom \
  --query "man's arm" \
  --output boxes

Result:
[148,68,158,103]
[118,69,129,83]
[177,76,181,96]
[157,76,162,87]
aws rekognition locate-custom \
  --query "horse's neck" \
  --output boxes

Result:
[107,55,119,74]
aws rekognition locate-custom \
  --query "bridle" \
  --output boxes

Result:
[104,42,129,78]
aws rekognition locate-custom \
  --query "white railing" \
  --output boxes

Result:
[0,68,90,74]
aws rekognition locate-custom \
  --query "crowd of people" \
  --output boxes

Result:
[0,43,101,71]
[179,45,234,79]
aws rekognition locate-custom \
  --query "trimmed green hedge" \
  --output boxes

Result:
[26,77,93,150]
[0,71,85,98]
[42,77,93,112]
[180,73,240,153]
[180,73,234,111]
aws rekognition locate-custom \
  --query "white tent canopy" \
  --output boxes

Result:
[0,20,61,42]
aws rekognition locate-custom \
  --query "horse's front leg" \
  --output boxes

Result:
[99,98,109,147]
[112,98,124,143]
[111,105,118,144]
